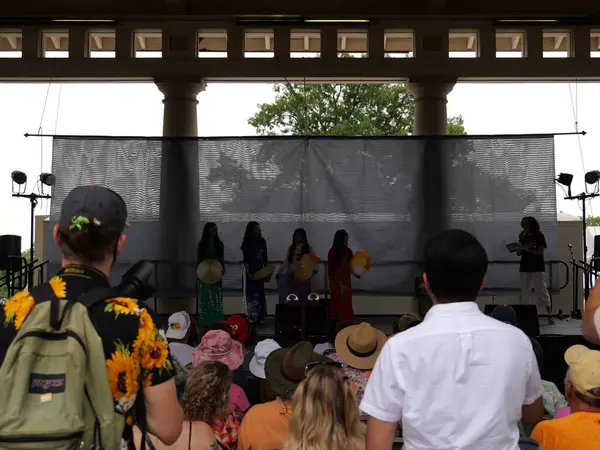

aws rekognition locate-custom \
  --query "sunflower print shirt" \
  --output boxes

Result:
[0,265,174,443]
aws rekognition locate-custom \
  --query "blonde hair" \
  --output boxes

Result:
[182,361,231,424]
[282,364,365,450]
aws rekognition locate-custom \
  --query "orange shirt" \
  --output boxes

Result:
[237,398,292,450]
[531,411,600,450]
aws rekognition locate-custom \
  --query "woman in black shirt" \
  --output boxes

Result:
[518,216,555,325]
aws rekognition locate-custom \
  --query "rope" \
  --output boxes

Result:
[54,84,62,135]
[567,80,594,218]
[37,83,52,174]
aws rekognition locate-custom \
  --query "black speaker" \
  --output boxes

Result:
[0,235,22,271]
[594,235,600,271]
[275,303,328,340]
[484,304,540,337]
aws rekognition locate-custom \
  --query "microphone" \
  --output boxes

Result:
[568,244,573,249]
[117,260,156,300]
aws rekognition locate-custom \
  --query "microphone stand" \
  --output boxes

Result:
[564,244,583,321]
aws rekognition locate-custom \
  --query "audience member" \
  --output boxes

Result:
[531,344,600,450]
[518,436,546,450]
[329,322,387,408]
[181,361,240,450]
[248,338,281,404]
[281,363,365,450]
[583,273,600,345]
[492,305,568,417]
[392,313,422,335]
[238,341,328,450]
[530,336,568,417]
[166,311,195,367]
[193,330,250,414]
[0,185,182,448]
[314,319,353,356]
[226,315,252,390]
[361,229,544,450]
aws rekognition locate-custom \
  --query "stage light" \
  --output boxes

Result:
[11,171,27,185]
[557,173,573,187]
[585,170,600,185]
[39,173,55,187]
[286,293,299,303]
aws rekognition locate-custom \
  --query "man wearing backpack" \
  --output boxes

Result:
[0,185,183,449]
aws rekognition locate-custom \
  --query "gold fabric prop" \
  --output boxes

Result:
[351,251,372,276]
[298,253,320,282]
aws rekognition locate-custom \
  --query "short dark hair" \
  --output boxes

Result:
[423,229,488,303]
[59,230,118,264]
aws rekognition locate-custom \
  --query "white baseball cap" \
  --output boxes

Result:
[249,339,281,379]
[166,311,191,340]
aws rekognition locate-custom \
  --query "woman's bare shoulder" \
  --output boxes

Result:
[191,421,219,448]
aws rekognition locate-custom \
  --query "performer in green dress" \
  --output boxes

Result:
[197,222,225,324]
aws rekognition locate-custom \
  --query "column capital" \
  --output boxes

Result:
[407,78,456,100]
[155,79,207,102]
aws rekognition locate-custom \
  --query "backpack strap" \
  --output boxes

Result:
[29,283,64,330]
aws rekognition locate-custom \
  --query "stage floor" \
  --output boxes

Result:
[254,315,583,338]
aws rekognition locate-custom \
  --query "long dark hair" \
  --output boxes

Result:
[521,216,541,233]
[331,229,352,266]
[287,228,310,263]
[241,221,261,250]
[198,222,223,254]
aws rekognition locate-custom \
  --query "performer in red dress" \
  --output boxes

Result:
[328,229,360,322]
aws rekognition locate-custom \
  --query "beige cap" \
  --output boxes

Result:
[565,344,600,399]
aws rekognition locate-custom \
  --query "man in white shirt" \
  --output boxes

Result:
[360,229,544,450]
[166,311,194,367]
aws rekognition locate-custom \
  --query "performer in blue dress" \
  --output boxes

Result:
[241,221,269,323]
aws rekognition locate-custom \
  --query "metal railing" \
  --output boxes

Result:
[0,256,50,298]
[15,258,569,313]
[142,258,569,311]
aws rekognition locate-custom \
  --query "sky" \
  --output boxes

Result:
[0,79,599,249]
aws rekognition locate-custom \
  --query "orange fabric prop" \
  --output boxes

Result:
[298,252,320,281]
[352,251,372,275]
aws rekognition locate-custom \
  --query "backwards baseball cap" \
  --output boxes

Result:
[59,185,129,238]
[166,312,192,340]
[565,344,600,399]
[491,305,517,326]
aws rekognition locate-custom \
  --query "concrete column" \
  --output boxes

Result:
[407,79,456,135]
[155,80,206,137]
[154,80,206,312]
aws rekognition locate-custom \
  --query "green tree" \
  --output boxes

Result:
[248,83,466,136]
[584,216,600,227]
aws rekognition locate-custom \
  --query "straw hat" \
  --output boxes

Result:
[196,259,223,285]
[335,322,387,370]
[254,264,275,282]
